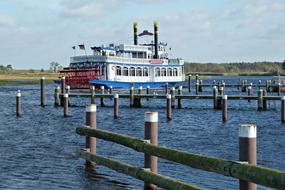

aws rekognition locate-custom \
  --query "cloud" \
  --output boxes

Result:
[0,14,17,27]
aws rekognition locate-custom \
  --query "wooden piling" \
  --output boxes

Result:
[198,80,202,92]
[165,83,169,94]
[146,86,150,101]
[239,124,257,190]
[100,86,105,107]
[242,80,247,92]
[170,87,175,108]
[63,93,69,117]
[54,86,60,106]
[213,86,218,109]
[109,86,113,95]
[222,95,227,122]
[217,87,224,109]
[281,96,285,123]
[144,112,158,190]
[130,86,134,107]
[40,76,45,107]
[278,83,281,96]
[188,75,192,92]
[16,90,21,117]
[60,76,66,106]
[266,80,271,92]
[166,94,172,120]
[195,74,199,83]
[91,86,96,104]
[248,86,253,102]
[257,89,263,111]
[195,82,199,95]
[178,86,182,109]
[66,85,70,105]
[86,104,97,168]
[114,94,119,119]
[138,86,142,108]
[263,90,267,111]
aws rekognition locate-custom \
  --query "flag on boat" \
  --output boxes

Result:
[138,30,153,36]
[72,46,76,50]
[79,44,85,50]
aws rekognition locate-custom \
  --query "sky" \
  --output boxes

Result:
[0,0,285,69]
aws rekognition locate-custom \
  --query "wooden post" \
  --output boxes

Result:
[266,80,271,92]
[66,85,70,106]
[130,86,134,107]
[165,83,169,94]
[222,95,227,122]
[199,80,203,92]
[86,104,97,168]
[178,85,182,109]
[257,89,263,111]
[217,87,224,109]
[16,90,21,117]
[170,87,175,108]
[195,74,199,83]
[281,96,285,123]
[248,86,253,102]
[60,76,66,106]
[213,86,218,109]
[138,86,142,108]
[239,124,257,190]
[114,94,119,119]
[195,82,199,95]
[188,75,192,92]
[222,82,226,89]
[40,76,45,107]
[278,83,281,96]
[100,86,105,107]
[63,93,69,117]
[166,94,172,120]
[263,90,267,111]
[242,80,247,92]
[144,112,158,190]
[146,85,150,101]
[91,86,96,104]
[109,86,113,95]
[54,86,60,106]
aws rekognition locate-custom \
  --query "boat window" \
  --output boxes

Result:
[123,67,128,76]
[116,66,121,76]
[136,67,142,76]
[143,67,148,76]
[155,67,160,77]
[167,68,172,76]
[109,52,115,56]
[162,68,166,76]
[173,68,178,76]
[130,67,135,76]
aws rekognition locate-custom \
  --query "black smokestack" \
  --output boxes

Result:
[134,22,138,45]
[154,21,158,59]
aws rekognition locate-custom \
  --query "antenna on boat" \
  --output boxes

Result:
[154,21,159,59]
[133,22,138,45]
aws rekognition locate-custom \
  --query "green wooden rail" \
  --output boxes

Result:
[76,149,202,190]
[76,126,285,189]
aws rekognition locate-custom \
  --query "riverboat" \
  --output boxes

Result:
[60,21,185,89]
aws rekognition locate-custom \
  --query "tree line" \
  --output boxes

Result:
[184,61,285,75]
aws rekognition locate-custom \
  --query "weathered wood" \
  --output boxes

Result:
[76,149,202,190]
[76,127,285,189]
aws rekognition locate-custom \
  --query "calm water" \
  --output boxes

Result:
[0,76,285,190]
